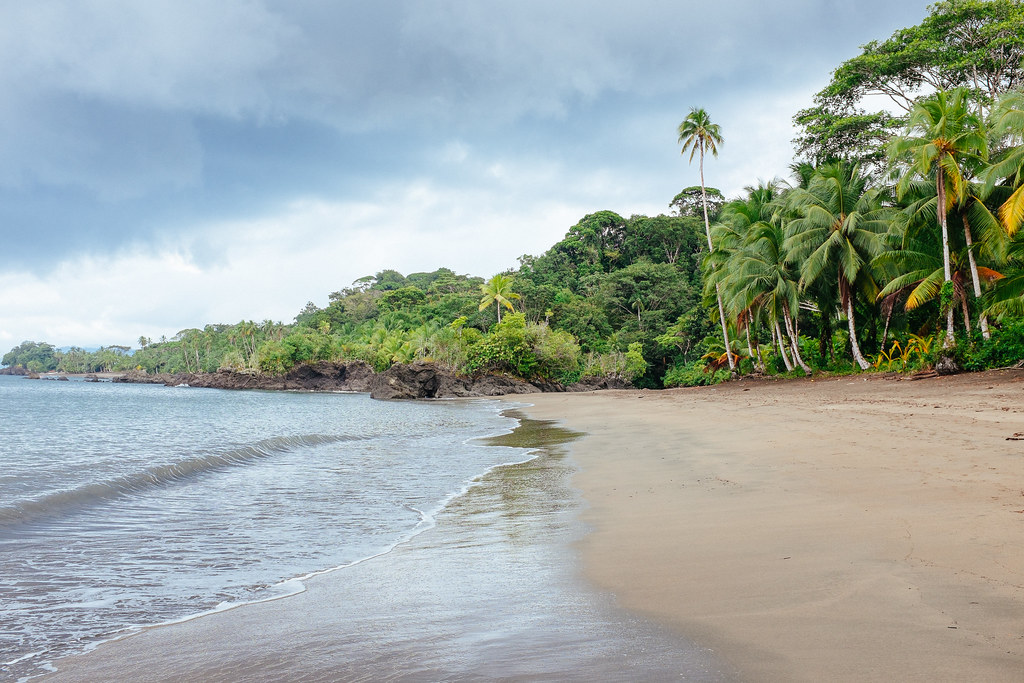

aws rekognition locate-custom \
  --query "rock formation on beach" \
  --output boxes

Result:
[113,360,632,399]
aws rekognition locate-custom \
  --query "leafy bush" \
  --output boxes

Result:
[961,319,1024,370]
[624,342,647,381]
[466,313,537,376]
[871,335,934,372]
[528,323,582,382]
[257,340,292,374]
[663,361,729,387]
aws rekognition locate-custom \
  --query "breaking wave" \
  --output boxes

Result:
[0,434,365,527]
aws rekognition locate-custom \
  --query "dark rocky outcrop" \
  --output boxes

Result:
[369,361,542,399]
[0,365,28,376]
[114,361,375,392]
[115,360,632,399]
[935,356,961,375]
[566,376,634,391]
[368,360,633,399]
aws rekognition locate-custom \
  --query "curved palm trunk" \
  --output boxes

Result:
[881,302,893,352]
[713,282,734,371]
[773,318,794,372]
[700,150,735,371]
[783,304,811,375]
[744,317,754,359]
[937,173,956,347]
[743,316,759,372]
[845,296,871,370]
[961,212,990,339]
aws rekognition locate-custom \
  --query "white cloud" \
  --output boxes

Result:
[0,174,596,348]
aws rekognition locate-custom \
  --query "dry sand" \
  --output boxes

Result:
[515,369,1024,682]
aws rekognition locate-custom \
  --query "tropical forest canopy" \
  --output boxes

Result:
[6,0,1024,387]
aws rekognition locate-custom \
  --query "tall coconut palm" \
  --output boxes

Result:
[889,88,988,347]
[677,107,734,371]
[479,274,521,324]
[785,163,891,370]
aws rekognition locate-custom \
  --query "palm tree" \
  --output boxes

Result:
[889,88,988,346]
[714,180,811,373]
[678,107,734,371]
[785,163,891,370]
[729,219,811,375]
[875,225,1002,334]
[479,274,521,324]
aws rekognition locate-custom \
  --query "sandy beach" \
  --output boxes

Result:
[516,369,1024,682]
[29,370,1024,681]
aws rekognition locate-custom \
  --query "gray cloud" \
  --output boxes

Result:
[0,0,933,273]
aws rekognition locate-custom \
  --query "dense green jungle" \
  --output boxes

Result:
[6,1,1024,388]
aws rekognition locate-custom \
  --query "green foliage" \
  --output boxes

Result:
[466,313,537,377]
[961,319,1024,369]
[529,324,582,382]
[377,286,428,313]
[624,342,647,381]
[479,274,521,324]
[940,280,956,313]
[2,341,59,371]
[662,361,729,387]
[257,340,292,374]
[871,335,935,371]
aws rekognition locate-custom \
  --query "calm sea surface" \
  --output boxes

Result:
[0,375,728,681]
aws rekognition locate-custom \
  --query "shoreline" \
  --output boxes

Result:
[32,401,723,681]
[511,369,1024,681]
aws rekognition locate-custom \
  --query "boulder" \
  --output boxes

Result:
[935,355,961,375]
[370,361,444,399]
[567,376,633,391]
[370,361,546,399]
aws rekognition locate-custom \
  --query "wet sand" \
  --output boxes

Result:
[39,415,727,681]
[516,369,1024,682]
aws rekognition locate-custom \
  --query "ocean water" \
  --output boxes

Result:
[0,374,728,681]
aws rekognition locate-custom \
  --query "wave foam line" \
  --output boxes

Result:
[35,408,542,678]
[0,434,365,527]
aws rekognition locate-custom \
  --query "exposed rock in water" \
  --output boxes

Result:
[115,360,632,399]
[114,361,375,392]
[0,365,29,376]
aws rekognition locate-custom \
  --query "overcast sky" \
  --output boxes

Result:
[0,0,933,349]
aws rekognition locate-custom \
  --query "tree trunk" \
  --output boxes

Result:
[846,297,871,370]
[937,173,956,347]
[818,311,833,364]
[961,294,972,335]
[783,305,811,375]
[961,212,990,339]
[774,319,794,372]
[700,148,735,371]
[744,318,757,370]
[881,303,893,352]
